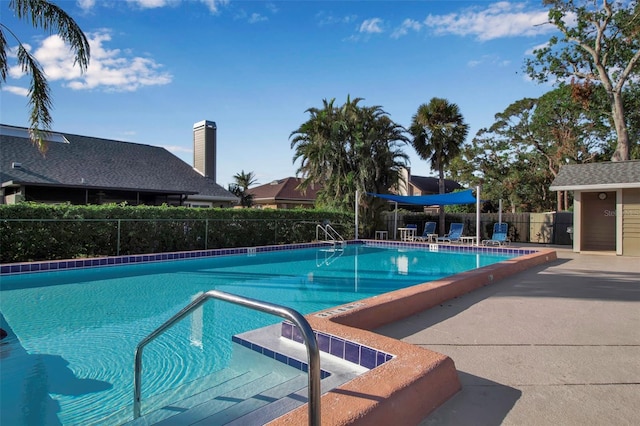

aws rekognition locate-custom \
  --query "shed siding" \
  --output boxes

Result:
[622,189,640,256]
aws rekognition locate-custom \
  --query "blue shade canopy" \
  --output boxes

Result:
[367,189,476,205]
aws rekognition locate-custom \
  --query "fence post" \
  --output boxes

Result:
[117,219,121,256]
[205,219,209,250]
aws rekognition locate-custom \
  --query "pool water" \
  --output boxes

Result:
[0,244,514,425]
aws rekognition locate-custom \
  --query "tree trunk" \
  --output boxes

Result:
[610,91,630,161]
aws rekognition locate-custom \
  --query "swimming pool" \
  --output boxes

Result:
[0,243,516,425]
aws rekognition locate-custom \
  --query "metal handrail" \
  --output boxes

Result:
[133,290,321,425]
[316,223,345,243]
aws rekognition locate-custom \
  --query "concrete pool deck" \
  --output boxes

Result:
[376,246,640,425]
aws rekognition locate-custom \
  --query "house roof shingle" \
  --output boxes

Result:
[550,160,640,191]
[248,177,321,202]
[0,124,236,200]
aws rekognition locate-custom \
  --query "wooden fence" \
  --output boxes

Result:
[381,211,573,245]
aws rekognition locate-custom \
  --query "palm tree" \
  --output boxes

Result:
[291,96,409,235]
[409,98,469,235]
[231,170,257,207]
[1,0,90,152]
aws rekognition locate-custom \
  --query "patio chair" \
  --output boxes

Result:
[437,223,464,243]
[415,222,437,242]
[482,222,510,246]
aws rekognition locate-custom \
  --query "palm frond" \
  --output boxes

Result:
[17,44,52,153]
[11,0,90,70]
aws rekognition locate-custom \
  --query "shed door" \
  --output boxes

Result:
[581,192,616,251]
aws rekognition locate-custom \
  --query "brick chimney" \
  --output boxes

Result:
[193,120,216,180]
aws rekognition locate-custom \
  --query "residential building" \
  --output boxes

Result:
[248,177,321,209]
[395,167,463,212]
[0,122,238,207]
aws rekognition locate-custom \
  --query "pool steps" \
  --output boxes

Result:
[125,323,369,425]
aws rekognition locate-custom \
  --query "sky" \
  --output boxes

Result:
[1,0,558,189]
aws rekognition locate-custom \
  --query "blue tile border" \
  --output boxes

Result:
[0,239,538,276]
[362,240,537,256]
[0,241,358,276]
[280,322,394,370]
[231,334,332,379]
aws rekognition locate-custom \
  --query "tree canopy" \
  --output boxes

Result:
[409,97,469,233]
[524,0,640,161]
[450,85,608,212]
[0,0,90,152]
[228,170,257,207]
[290,96,409,235]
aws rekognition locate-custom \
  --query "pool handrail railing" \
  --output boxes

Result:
[316,223,345,246]
[133,290,321,425]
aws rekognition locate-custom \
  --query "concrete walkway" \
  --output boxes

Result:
[377,249,640,426]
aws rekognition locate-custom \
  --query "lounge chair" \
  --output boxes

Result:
[415,222,437,242]
[437,223,464,243]
[482,222,510,246]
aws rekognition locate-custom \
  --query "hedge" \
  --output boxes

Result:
[0,203,354,263]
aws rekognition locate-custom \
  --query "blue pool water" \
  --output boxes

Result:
[0,244,515,425]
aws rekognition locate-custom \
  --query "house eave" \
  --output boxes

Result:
[1,180,199,195]
[550,182,640,191]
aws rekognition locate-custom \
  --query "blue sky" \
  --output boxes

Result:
[1,0,557,188]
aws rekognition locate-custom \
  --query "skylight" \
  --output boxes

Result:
[0,125,69,143]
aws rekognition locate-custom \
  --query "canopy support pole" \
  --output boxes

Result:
[355,190,359,239]
[476,185,481,246]
[499,199,502,224]
[393,202,398,240]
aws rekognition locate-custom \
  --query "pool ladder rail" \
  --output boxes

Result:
[133,290,321,426]
[316,223,345,249]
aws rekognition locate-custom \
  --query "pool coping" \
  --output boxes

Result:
[0,240,557,425]
[0,240,538,276]
[267,245,557,425]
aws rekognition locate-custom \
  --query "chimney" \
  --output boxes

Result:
[193,120,217,180]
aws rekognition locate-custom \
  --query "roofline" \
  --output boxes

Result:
[550,182,640,191]
[1,180,199,195]
[253,197,316,203]
[186,194,239,202]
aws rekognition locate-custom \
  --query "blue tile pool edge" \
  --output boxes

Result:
[0,241,354,275]
[231,333,332,379]
[0,240,538,276]
[231,321,393,377]
[280,322,394,370]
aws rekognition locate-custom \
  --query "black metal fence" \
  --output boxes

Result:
[0,218,355,264]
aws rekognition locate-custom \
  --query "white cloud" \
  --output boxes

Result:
[423,1,554,41]
[467,55,511,68]
[2,86,30,97]
[125,0,180,9]
[120,0,229,14]
[248,13,268,24]
[525,42,549,56]
[27,31,172,92]
[359,18,384,34]
[199,0,229,14]
[77,0,96,11]
[391,19,422,39]
[316,12,358,27]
